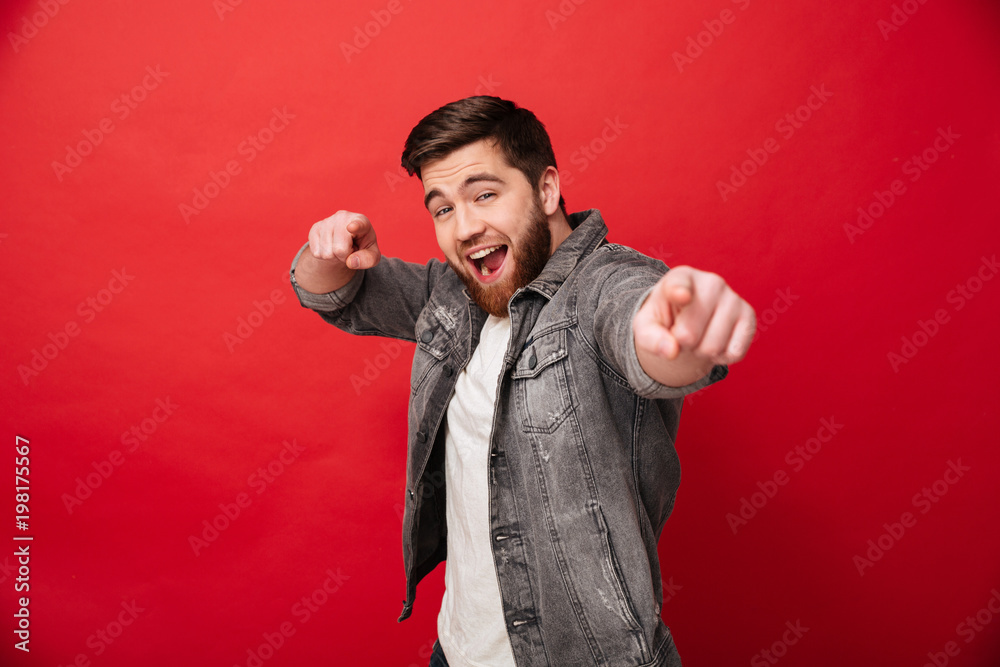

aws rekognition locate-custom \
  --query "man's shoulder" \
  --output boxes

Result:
[416,257,470,310]
[573,240,670,283]
[594,240,655,258]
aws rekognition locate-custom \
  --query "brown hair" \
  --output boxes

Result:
[401,96,566,214]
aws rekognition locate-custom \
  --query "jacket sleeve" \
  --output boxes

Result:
[578,243,728,399]
[289,242,452,342]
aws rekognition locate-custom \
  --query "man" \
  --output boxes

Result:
[290,96,755,666]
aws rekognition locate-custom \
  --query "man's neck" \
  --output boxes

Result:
[547,211,574,257]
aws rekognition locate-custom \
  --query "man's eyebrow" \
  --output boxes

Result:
[424,173,506,210]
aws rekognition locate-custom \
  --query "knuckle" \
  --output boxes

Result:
[700,340,724,357]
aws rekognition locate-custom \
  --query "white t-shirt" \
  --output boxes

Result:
[437,314,517,667]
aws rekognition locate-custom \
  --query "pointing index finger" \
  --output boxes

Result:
[346,216,365,235]
[663,266,694,307]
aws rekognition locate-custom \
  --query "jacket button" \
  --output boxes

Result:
[527,351,537,369]
[416,431,427,443]
[420,330,434,343]
[443,365,453,377]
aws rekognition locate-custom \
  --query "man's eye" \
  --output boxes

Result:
[477,192,495,201]
[434,206,452,218]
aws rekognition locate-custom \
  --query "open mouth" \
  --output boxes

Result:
[467,244,508,283]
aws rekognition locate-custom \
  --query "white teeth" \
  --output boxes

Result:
[469,245,501,260]
[480,263,491,276]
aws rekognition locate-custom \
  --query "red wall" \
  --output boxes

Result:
[2,1,999,665]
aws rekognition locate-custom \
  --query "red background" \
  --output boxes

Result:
[2,0,999,665]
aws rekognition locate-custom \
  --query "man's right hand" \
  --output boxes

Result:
[294,211,381,295]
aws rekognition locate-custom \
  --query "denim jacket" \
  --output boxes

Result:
[290,209,726,666]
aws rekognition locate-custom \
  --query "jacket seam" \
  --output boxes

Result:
[572,259,638,393]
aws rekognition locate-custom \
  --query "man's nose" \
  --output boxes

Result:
[455,205,487,242]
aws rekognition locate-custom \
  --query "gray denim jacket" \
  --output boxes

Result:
[290,209,726,666]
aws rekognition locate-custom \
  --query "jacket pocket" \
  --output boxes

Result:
[511,327,575,433]
[594,505,650,661]
[410,305,454,394]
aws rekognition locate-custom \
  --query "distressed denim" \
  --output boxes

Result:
[430,640,450,667]
[290,209,726,666]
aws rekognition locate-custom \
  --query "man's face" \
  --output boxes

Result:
[421,139,553,318]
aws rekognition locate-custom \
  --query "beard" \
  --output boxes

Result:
[446,197,552,318]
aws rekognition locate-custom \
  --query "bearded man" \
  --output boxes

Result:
[290,96,756,667]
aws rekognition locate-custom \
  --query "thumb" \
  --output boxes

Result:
[634,288,682,359]
[348,241,381,270]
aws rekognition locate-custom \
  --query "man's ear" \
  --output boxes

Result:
[538,166,562,216]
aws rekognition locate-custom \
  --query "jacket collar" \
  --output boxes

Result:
[521,209,608,300]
